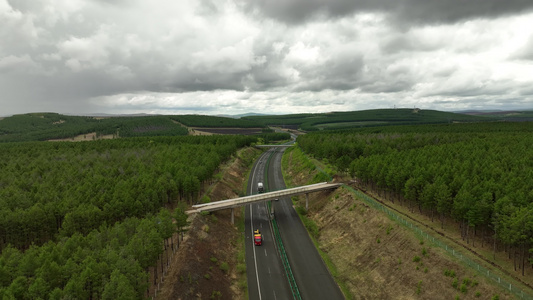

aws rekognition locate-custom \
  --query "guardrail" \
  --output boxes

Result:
[271,215,302,300]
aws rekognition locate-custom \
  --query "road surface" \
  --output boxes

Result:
[269,147,345,300]
[245,147,344,300]
[245,148,292,300]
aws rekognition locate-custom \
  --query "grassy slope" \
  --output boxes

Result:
[282,146,516,300]
[156,147,262,299]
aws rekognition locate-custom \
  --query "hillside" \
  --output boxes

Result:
[243,108,495,131]
[282,147,522,299]
[0,113,268,142]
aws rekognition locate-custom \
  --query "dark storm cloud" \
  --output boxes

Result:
[293,54,365,92]
[160,69,249,92]
[240,0,533,25]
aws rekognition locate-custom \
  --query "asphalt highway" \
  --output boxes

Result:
[268,148,344,300]
[245,149,292,300]
[245,147,344,300]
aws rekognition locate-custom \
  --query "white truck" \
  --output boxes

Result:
[257,182,264,193]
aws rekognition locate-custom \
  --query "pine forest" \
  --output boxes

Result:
[0,135,256,299]
[297,122,533,276]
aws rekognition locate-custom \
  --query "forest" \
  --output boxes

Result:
[0,113,271,143]
[297,122,533,276]
[0,135,257,299]
[243,108,494,131]
[169,114,264,128]
[0,113,189,142]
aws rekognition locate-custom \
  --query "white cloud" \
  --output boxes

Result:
[1,0,533,116]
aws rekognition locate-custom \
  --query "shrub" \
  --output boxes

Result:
[295,206,307,216]
[201,195,211,203]
[236,263,246,274]
[220,262,229,273]
[462,277,471,286]
[413,256,421,263]
[210,291,222,299]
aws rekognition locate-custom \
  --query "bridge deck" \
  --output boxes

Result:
[187,182,341,214]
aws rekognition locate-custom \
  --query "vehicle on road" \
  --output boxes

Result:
[254,229,262,246]
[257,182,264,193]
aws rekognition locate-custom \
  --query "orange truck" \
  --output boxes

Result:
[253,229,262,246]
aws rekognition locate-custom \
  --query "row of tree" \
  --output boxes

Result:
[0,207,188,299]
[297,122,533,275]
[0,135,256,250]
[0,113,191,142]
[0,134,255,298]
[243,109,492,131]
[169,115,264,128]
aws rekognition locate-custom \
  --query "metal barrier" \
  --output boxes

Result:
[271,215,302,300]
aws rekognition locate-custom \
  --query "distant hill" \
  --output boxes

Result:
[2,109,526,142]
[242,108,496,131]
[0,113,264,143]
[457,110,533,121]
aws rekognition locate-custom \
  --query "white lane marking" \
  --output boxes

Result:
[273,290,277,300]
[264,249,267,256]
[248,151,270,300]
[250,205,262,300]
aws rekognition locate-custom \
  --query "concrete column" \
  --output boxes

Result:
[270,201,275,220]
[231,208,234,224]
[306,193,309,210]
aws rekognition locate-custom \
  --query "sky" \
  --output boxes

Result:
[1,0,533,116]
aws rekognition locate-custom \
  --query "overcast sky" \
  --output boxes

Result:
[1,0,533,116]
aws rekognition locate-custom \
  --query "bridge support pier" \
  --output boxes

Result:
[305,193,309,210]
[231,208,234,224]
[270,201,275,220]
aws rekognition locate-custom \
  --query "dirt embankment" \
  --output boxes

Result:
[156,147,261,300]
[284,150,515,300]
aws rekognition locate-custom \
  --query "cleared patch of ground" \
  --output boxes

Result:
[189,127,264,135]
[48,132,115,142]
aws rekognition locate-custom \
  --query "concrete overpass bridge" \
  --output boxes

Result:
[186,182,341,223]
